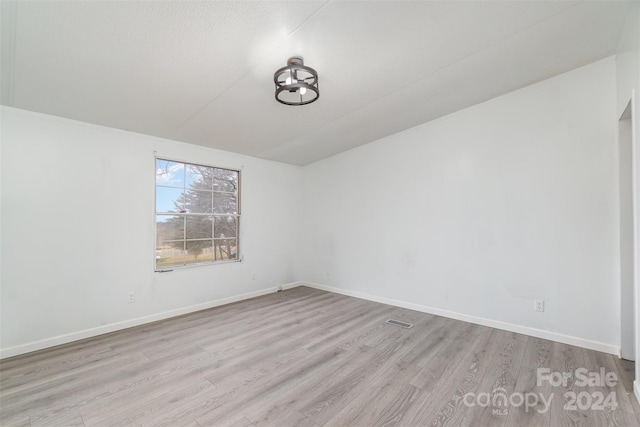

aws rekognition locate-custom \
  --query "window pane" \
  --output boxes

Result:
[186,215,213,239]
[213,238,237,260]
[156,215,184,242]
[186,164,213,190]
[214,216,237,238]
[156,187,185,213]
[185,240,213,265]
[213,193,238,214]
[156,159,185,188]
[213,168,238,192]
[185,190,212,213]
[155,158,239,270]
[156,245,186,269]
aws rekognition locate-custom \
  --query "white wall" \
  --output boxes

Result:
[614,0,640,394]
[0,107,302,356]
[300,57,619,353]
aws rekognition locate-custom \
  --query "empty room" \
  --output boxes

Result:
[1,1,640,426]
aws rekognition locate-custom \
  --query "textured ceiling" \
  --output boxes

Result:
[0,1,631,165]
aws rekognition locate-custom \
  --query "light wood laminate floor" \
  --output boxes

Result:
[1,286,639,426]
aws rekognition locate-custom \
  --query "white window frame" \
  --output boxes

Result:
[154,157,241,271]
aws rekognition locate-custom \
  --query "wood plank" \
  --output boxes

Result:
[396,326,499,426]
[503,337,553,427]
[324,362,422,426]
[549,342,589,426]
[29,412,85,427]
[460,331,529,426]
[0,352,149,420]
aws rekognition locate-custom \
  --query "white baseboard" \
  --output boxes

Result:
[301,281,620,356]
[634,381,640,405]
[0,282,304,359]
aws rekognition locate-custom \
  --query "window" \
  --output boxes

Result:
[155,158,240,269]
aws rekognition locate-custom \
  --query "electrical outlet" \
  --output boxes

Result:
[535,299,544,312]
[128,291,135,304]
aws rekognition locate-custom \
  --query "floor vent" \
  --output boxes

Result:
[385,319,413,329]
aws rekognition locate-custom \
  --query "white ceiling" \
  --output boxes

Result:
[0,1,631,165]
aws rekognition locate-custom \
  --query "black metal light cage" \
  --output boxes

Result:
[274,57,319,106]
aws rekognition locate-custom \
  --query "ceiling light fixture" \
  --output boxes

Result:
[274,56,319,106]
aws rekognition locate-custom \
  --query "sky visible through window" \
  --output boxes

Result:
[156,162,185,213]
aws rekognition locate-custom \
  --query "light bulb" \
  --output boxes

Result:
[285,76,292,85]
[300,87,307,95]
